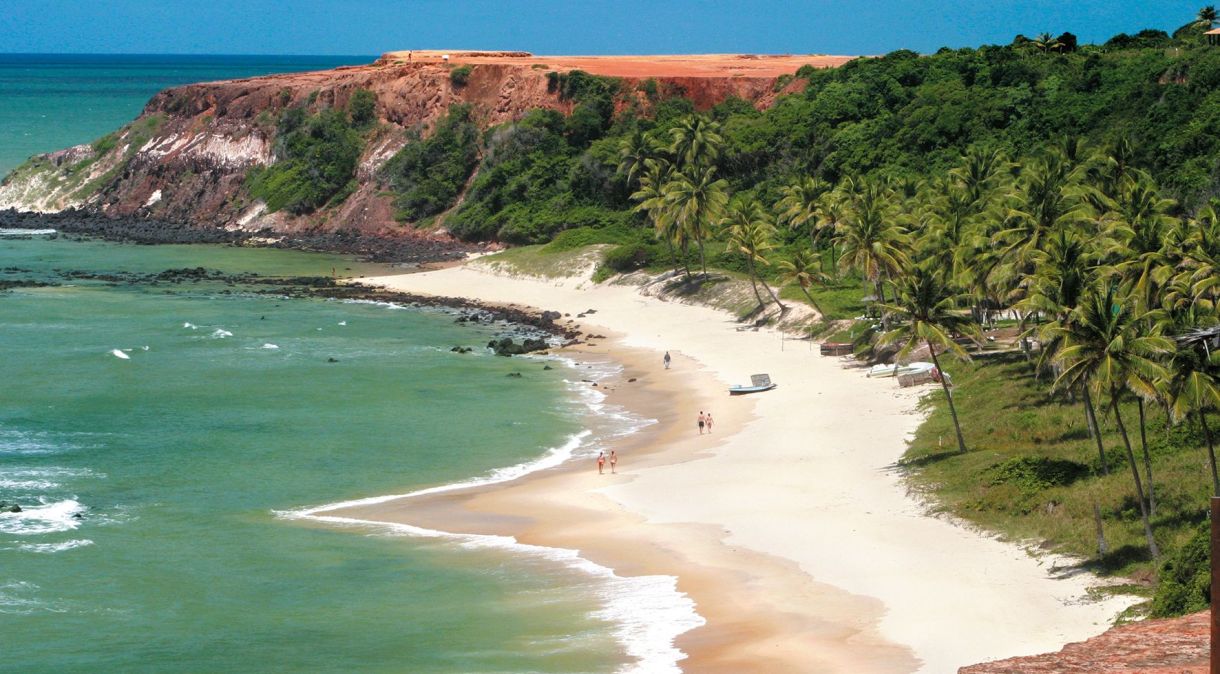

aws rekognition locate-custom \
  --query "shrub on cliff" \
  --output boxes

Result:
[348,88,377,128]
[1150,521,1210,617]
[381,103,480,223]
[449,65,473,87]
[247,107,364,214]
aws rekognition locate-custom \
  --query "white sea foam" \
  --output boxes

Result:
[210,328,233,339]
[109,349,130,360]
[0,228,56,237]
[338,320,347,326]
[262,343,279,350]
[183,322,197,330]
[0,499,84,535]
[277,356,691,672]
[7,539,94,554]
[0,581,66,614]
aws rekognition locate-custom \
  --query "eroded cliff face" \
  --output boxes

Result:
[0,53,844,238]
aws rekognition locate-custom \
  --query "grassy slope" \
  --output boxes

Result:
[903,352,1211,590]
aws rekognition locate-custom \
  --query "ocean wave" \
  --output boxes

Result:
[5,539,94,554]
[0,581,67,615]
[0,228,56,237]
[0,499,84,535]
[290,512,702,673]
[278,356,688,672]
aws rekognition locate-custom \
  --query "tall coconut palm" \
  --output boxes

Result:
[835,180,910,310]
[1195,5,1217,29]
[663,165,729,277]
[776,176,831,260]
[616,130,660,189]
[630,159,683,274]
[724,198,786,313]
[667,115,724,172]
[1025,229,1110,472]
[1050,283,1174,559]
[777,248,830,316]
[878,262,981,453]
[1099,173,1177,311]
[1166,319,1220,496]
[1031,32,1063,54]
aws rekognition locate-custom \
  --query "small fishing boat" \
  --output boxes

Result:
[729,373,776,395]
[867,361,934,378]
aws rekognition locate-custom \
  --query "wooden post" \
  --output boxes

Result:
[1212,496,1220,674]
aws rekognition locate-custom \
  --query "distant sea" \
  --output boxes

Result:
[0,56,698,673]
[0,54,373,177]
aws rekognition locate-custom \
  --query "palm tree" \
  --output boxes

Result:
[1195,5,1217,29]
[667,115,724,172]
[878,262,981,453]
[1166,320,1220,496]
[835,180,910,311]
[616,130,659,189]
[777,248,830,316]
[1031,32,1063,54]
[1050,283,1174,559]
[630,159,684,274]
[1024,229,1109,472]
[776,176,831,260]
[663,165,729,277]
[724,198,786,313]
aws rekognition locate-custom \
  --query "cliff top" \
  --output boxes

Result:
[375,50,856,77]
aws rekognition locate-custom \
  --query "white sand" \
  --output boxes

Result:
[362,263,1135,672]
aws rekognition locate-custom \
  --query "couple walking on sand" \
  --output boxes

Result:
[597,450,617,474]
[698,411,714,435]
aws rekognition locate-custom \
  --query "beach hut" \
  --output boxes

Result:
[1208,28,1220,46]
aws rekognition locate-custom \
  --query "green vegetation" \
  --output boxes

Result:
[449,65,473,87]
[246,92,374,214]
[380,104,480,223]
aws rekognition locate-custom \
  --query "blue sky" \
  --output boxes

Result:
[0,1,1204,56]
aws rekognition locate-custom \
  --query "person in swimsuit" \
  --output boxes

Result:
[698,411,705,435]
[663,351,671,369]
[597,451,605,474]
[609,450,618,474]
[706,412,713,433]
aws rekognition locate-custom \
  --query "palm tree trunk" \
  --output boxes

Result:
[1136,398,1155,516]
[800,287,825,317]
[1083,387,1108,475]
[697,238,707,277]
[665,237,678,273]
[1092,499,1109,556]
[759,272,787,314]
[1200,411,1220,497]
[745,257,765,311]
[1110,392,1159,559]
[928,341,967,453]
[680,240,692,280]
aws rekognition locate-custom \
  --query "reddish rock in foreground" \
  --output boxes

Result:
[960,611,1207,673]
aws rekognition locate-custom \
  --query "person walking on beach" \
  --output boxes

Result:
[609,450,618,474]
[698,411,705,435]
[705,412,714,433]
[597,451,606,474]
[663,351,671,370]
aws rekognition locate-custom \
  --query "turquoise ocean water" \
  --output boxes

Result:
[0,235,700,672]
[0,54,373,177]
[0,55,699,672]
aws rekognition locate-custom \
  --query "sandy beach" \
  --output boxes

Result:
[322,262,1136,672]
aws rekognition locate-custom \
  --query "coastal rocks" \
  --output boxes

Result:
[959,610,1208,673]
[488,337,547,356]
[505,372,522,378]
[450,346,473,353]
[0,503,23,513]
[0,210,472,264]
